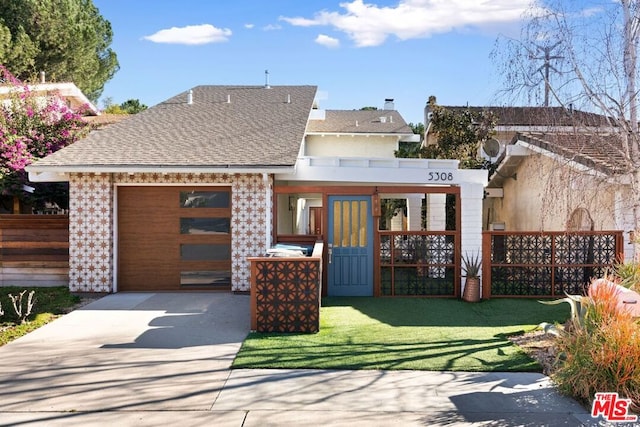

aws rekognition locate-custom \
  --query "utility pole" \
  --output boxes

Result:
[532,42,563,106]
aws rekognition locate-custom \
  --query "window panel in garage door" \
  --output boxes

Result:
[178,189,231,289]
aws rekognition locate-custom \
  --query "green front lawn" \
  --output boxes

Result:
[233,298,569,372]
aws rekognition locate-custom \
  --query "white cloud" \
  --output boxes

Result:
[578,7,603,18]
[143,24,232,45]
[315,34,340,48]
[263,24,282,31]
[244,23,255,29]
[281,0,532,47]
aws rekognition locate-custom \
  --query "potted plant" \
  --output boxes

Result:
[462,251,481,302]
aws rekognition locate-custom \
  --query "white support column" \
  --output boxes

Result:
[263,173,272,250]
[406,194,425,231]
[460,183,485,297]
[427,193,446,231]
[390,208,405,231]
[615,189,635,261]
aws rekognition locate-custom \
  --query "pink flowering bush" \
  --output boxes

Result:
[0,66,89,211]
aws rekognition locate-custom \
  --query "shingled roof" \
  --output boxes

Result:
[307,110,413,134]
[516,132,630,175]
[442,106,614,128]
[28,85,317,172]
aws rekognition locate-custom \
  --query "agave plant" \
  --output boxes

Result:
[538,293,588,336]
[461,251,481,278]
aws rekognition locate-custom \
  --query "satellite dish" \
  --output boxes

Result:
[482,138,501,158]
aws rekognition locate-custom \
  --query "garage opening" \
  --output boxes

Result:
[118,186,231,291]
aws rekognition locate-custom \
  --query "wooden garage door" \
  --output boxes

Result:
[118,186,231,291]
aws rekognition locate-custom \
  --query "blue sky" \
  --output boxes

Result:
[93,0,533,124]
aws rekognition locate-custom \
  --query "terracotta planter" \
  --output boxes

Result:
[463,277,480,302]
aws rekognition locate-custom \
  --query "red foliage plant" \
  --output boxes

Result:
[553,278,640,411]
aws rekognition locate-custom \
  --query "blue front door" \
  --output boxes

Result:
[327,195,374,296]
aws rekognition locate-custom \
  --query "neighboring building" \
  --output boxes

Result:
[27,85,487,295]
[0,81,99,116]
[0,80,103,214]
[425,104,632,259]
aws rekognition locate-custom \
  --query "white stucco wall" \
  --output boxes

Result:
[68,172,271,293]
[305,134,398,158]
[488,154,619,231]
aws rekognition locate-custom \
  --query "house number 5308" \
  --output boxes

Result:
[428,172,453,181]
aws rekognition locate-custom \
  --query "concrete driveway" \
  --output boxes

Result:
[0,292,595,426]
[0,292,251,426]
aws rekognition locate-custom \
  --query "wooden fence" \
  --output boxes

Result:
[0,215,69,287]
[482,230,623,298]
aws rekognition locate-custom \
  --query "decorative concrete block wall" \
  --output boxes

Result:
[68,172,272,293]
[249,242,323,332]
[68,173,114,292]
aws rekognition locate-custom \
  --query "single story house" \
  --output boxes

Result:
[27,85,487,296]
[425,105,632,255]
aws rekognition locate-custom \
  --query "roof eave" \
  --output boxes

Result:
[306,132,414,138]
[26,164,296,182]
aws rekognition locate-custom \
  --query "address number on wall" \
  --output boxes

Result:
[427,172,454,182]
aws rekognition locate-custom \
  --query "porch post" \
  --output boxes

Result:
[426,194,446,231]
[614,189,635,261]
[406,194,425,231]
[460,183,485,298]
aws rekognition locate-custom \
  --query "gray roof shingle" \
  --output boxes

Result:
[516,132,629,175]
[30,85,317,170]
[442,106,614,127]
[307,110,413,134]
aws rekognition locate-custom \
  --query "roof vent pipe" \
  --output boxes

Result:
[287,94,291,104]
[187,89,193,105]
[389,115,393,123]
[40,71,45,84]
[265,69,271,89]
[227,94,231,103]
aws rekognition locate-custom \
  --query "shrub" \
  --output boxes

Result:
[612,260,640,291]
[551,280,640,411]
[8,290,36,324]
[0,65,89,210]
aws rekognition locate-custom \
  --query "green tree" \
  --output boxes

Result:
[395,97,496,170]
[424,99,496,169]
[119,99,147,114]
[103,98,147,114]
[395,122,424,158]
[408,122,424,136]
[0,0,119,102]
[393,98,496,230]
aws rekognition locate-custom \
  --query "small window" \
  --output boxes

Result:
[180,218,230,234]
[180,244,230,261]
[181,271,231,287]
[180,191,229,208]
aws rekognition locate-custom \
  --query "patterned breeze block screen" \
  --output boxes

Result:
[250,258,321,333]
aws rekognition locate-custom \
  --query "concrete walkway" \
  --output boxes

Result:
[0,293,597,426]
